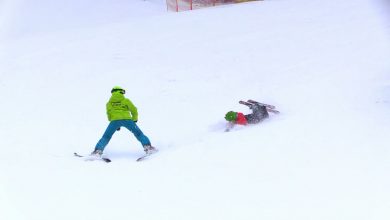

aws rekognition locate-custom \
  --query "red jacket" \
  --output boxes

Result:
[235,112,248,125]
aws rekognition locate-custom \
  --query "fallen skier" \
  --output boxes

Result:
[224,99,279,132]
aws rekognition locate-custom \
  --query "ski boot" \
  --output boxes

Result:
[90,149,103,158]
[143,145,158,155]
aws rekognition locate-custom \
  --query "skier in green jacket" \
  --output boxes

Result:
[91,86,157,157]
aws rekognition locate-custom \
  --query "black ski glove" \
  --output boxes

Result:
[134,120,138,123]
[116,127,121,131]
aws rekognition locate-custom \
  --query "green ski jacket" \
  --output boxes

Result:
[106,92,138,122]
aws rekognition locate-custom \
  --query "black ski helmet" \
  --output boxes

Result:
[111,86,125,94]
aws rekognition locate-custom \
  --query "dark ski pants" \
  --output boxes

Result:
[95,119,151,151]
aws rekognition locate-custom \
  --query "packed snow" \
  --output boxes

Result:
[0,0,389,220]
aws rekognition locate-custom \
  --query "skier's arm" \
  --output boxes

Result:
[126,99,138,122]
[225,122,235,132]
[106,102,112,121]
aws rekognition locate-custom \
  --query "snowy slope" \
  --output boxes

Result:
[1,0,390,220]
[0,0,166,40]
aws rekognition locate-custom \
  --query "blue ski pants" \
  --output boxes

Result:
[95,120,151,151]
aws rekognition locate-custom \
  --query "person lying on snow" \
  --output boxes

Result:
[224,101,271,132]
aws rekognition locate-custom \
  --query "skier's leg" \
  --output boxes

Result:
[255,105,269,122]
[122,120,151,147]
[248,105,269,124]
[95,121,121,151]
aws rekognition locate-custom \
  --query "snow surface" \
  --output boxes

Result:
[1,0,390,219]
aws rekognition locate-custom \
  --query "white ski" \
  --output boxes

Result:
[74,152,111,163]
[136,151,157,162]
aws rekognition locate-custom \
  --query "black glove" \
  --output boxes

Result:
[116,127,121,131]
[134,120,138,123]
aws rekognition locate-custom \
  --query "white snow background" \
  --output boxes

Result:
[0,0,390,219]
